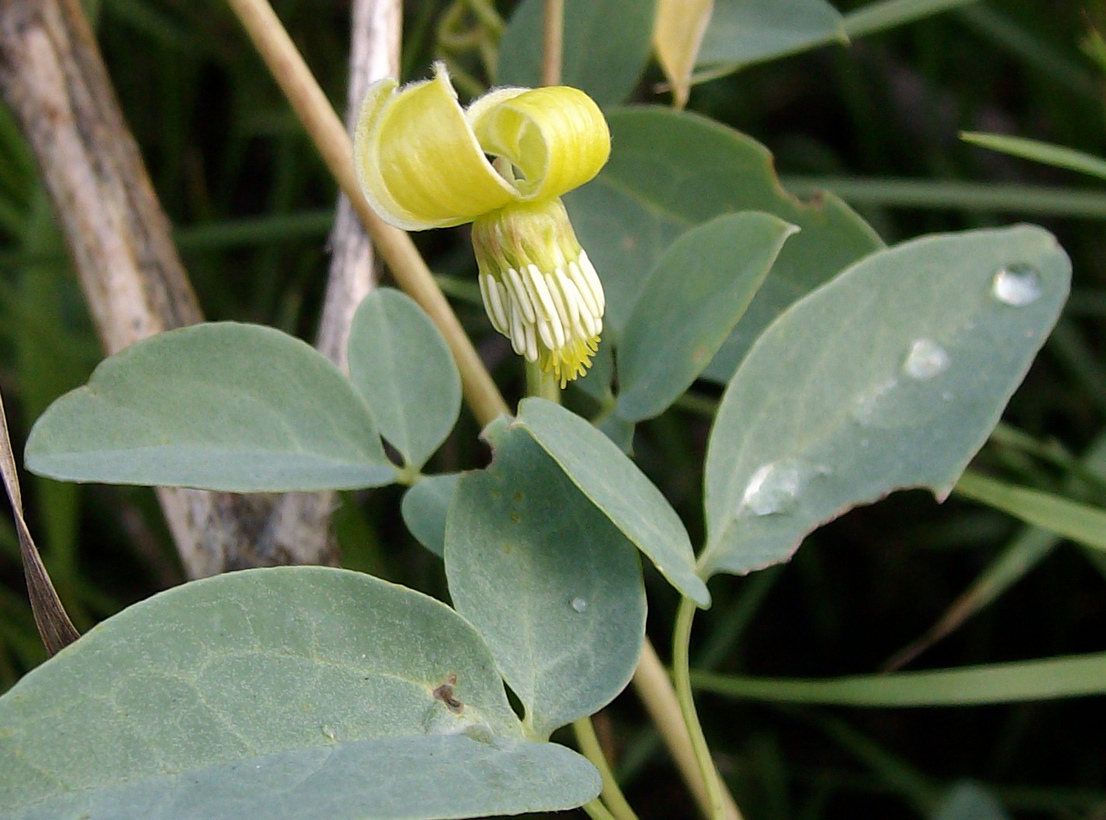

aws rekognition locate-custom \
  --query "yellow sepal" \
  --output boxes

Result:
[353,63,611,231]
[354,65,517,230]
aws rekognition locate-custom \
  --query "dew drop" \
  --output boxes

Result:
[991,264,1042,307]
[902,338,950,381]
[571,597,588,613]
[852,378,895,426]
[740,458,821,516]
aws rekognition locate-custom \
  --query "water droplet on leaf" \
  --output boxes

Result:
[902,338,950,381]
[571,597,588,613]
[740,458,822,516]
[991,264,1042,306]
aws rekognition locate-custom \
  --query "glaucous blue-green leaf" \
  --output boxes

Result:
[565,108,882,356]
[514,398,710,606]
[599,412,636,454]
[697,0,847,71]
[701,226,1071,578]
[24,323,395,492]
[347,289,462,470]
[401,472,461,558]
[0,567,600,819]
[498,0,655,106]
[446,429,645,739]
[0,737,599,820]
[616,212,798,421]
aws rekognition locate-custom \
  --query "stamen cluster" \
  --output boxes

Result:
[473,199,605,386]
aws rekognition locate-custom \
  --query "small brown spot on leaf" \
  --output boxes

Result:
[433,675,464,714]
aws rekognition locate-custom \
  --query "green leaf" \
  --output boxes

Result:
[701,226,1071,577]
[0,567,600,819]
[954,471,1106,551]
[401,472,461,558]
[0,737,600,820]
[598,412,636,454]
[514,398,710,606]
[616,212,798,421]
[565,108,882,364]
[24,323,396,492]
[497,0,656,106]
[697,0,847,71]
[347,289,462,470]
[445,429,646,739]
[960,131,1106,181]
[692,650,1106,706]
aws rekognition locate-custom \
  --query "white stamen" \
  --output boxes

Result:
[578,251,605,313]
[567,259,600,318]
[523,322,538,362]
[544,272,572,341]
[505,267,536,323]
[554,270,586,336]
[524,265,558,322]
[537,315,556,350]
[480,273,509,333]
[524,265,565,349]
[493,280,512,333]
[560,275,596,338]
[544,310,566,349]
[509,301,527,356]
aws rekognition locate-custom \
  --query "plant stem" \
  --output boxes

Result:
[672,597,742,820]
[466,0,504,35]
[581,798,619,820]
[226,0,509,427]
[633,639,714,817]
[541,0,564,87]
[574,717,639,820]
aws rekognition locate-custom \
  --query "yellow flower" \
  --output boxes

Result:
[353,63,610,386]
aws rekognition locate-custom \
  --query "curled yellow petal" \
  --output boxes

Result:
[354,63,611,231]
[353,65,517,230]
[468,85,611,203]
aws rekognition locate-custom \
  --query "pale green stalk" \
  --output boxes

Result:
[782,176,1106,220]
[582,798,619,820]
[692,651,1106,706]
[960,132,1106,182]
[673,596,740,820]
[574,718,639,820]
[632,639,742,820]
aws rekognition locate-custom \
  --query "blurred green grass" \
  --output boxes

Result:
[2,1,1105,817]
